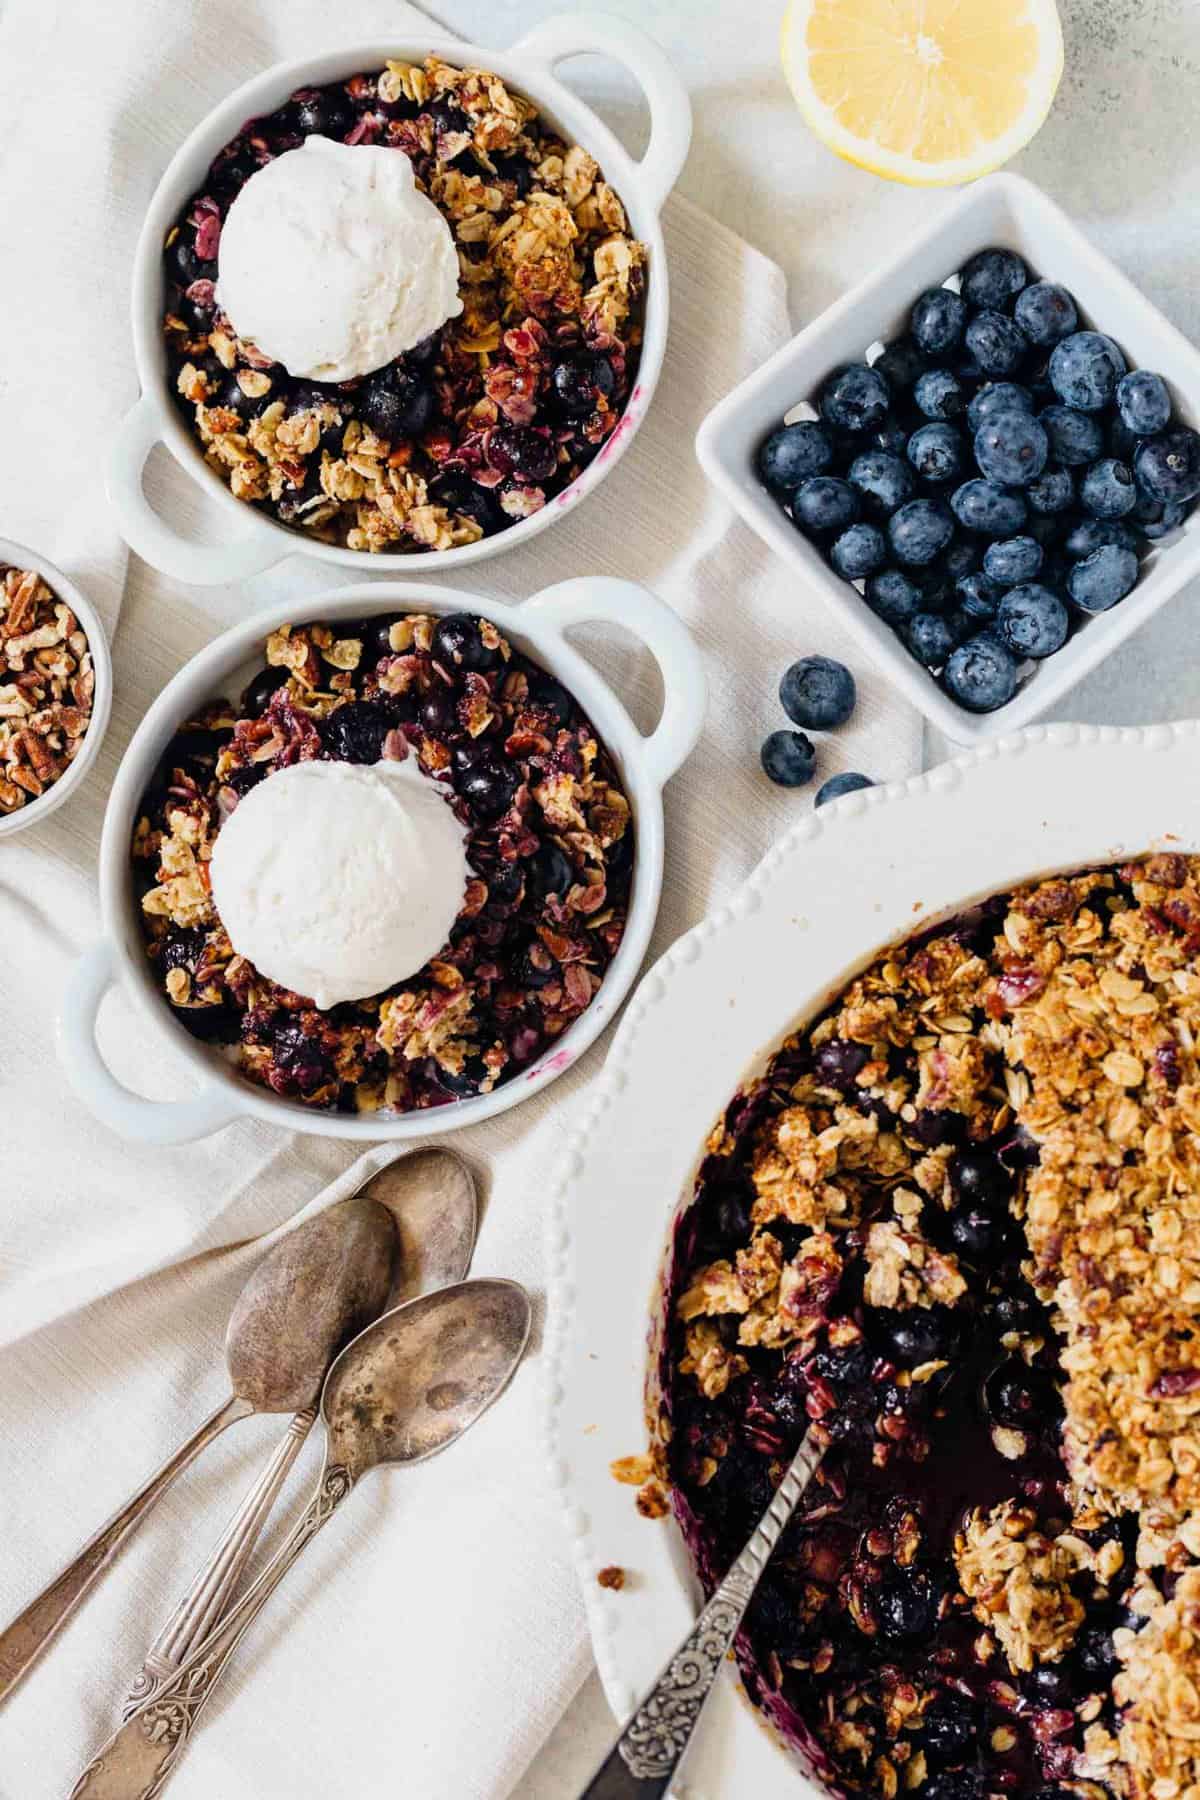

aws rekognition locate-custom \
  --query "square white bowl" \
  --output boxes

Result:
[696,172,1200,744]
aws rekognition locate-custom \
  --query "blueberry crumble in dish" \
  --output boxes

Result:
[162,57,646,554]
[660,857,1200,1800]
[132,612,633,1113]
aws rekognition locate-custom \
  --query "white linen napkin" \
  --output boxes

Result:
[0,3,922,1796]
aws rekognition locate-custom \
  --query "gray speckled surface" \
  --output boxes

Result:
[412,0,1200,1787]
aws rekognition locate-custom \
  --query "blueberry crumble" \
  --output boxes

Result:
[132,612,633,1112]
[756,248,1200,713]
[659,856,1200,1800]
[162,58,646,554]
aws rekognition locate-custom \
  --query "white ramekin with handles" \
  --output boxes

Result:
[56,576,706,1145]
[107,18,692,587]
[697,173,1200,745]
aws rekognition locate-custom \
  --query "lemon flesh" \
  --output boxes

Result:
[782,0,1065,186]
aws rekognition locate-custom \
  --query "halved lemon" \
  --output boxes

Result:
[781,0,1065,187]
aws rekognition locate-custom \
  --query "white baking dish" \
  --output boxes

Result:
[696,175,1200,744]
[546,719,1200,1795]
[107,17,691,586]
[56,575,705,1144]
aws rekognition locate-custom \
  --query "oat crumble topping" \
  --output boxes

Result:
[661,860,1200,1800]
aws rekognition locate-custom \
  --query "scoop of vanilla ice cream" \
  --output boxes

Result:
[209,758,469,1009]
[214,138,463,382]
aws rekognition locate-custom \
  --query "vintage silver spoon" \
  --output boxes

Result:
[578,1431,826,1798]
[71,1277,531,1800]
[121,1149,478,1716]
[0,1193,397,1706]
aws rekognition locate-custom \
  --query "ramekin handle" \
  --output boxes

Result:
[56,941,247,1146]
[511,14,692,214]
[107,395,284,587]
[523,577,706,788]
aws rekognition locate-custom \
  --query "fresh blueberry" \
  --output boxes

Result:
[942,538,982,580]
[865,568,924,625]
[819,364,891,434]
[1081,457,1137,519]
[359,368,435,440]
[1068,544,1140,613]
[779,655,857,729]
[871,414,917,458]
[984,535,1044,586]
[1075,1628,1120,1683]
[906,423,967,486]
[761,730,816,787]
[1039,404,1105,467]
[830,523,887,580]
[913,369,967,422]
[527,841,574,902]
[319,699,393,763]
[1117,369,1172,437]
[1049,331,1128,411]
[1108,412,1141,460]
[956,571,1002,620]
[848,450,916,516]
[815,771,874,807]
[998,583,1069,658]
[966,381,1034,434]
[876,1571,938,1641]
[965,310,1027,378]
[1063,516,1139,559]
[293,88,355,138]
[757,421,835,494]
[947,1201,1009,1260]
[242,664,289,718]
[1026,465,1076,514]
[986,1358,1056,1429]
[812,1037,870,1088]
[1014,280,1078,347]
[907,612,961,668]
[943,634,1019,711]
[951,480,1028,537]
[872,1306,949,1365]
[792,476,860,536]
[950,1147,1010,1208]
[164,230,203,288]
[910,288,968,356]
[1135,428,1200,503]
[889,498,955,566]
[550,352,614,416]
[1143,500,1186,540]
[922,1695,978,1768]
[973,408,1049,487]
[873,336,927,390]
[433,613,501,673]
[917,565,956,614]
[961,247,1028,311]
[491,424,557,484]
[459,760,518,821]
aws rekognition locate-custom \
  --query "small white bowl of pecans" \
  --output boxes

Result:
[0,538,112,838]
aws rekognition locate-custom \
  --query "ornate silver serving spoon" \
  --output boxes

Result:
[578,1431,826,1797]
[71,1277,532,1800]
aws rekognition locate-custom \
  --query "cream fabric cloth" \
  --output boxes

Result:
[0,3,921,1796]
